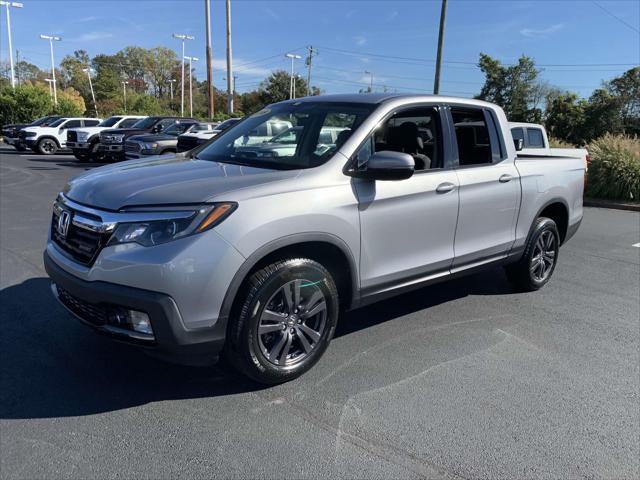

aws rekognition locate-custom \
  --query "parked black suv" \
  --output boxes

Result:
[125,119,198,159]
[99,116,196,161]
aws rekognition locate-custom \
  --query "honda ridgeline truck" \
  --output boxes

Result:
[45,94,586,384]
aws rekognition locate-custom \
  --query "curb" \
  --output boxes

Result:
[584,198,640,212]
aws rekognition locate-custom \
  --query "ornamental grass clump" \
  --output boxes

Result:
[586,134,640,202]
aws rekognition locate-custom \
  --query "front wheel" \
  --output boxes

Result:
[225,258,339,384]
[505,217,560,291]
[14,143,27,152]
[37,138,58,155]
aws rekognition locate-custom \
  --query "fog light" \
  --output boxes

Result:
[129,310,153,335]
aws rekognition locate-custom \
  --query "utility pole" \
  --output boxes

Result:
[205,0,214,119]
[305,45,316,97]
[169,79,176,100]
[225,0,233,114]
[122,81,128,113]
[83,67,98,117]
[433,0,448,95]
[40,34,61,105]
[1,2,23,89]
[285,53,301,99]
[173,33,194,117]
[185,55,199,117]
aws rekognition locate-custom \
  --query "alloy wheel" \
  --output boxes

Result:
[257,279,327,366]
[530,230,556,282]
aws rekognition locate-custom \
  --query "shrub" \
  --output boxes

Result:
[548,136,575,148]
[586,134,640,202]
[0,83,51,124]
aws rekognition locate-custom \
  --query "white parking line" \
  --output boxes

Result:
[633,243,640,248]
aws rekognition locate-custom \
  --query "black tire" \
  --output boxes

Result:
[14,143,27,152]
[505,217,560,291]
[225,258,339,384]
[74,153,90,162]
[37,138,58,155]
[160,149,176,155]
[89,141,104,163]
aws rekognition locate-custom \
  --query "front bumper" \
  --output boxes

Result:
[67,142,91,150]
[45,250,228,365]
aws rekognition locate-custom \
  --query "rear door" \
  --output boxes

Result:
[58,119,82,143]
[448,106,520,269]
[354,106,460,293]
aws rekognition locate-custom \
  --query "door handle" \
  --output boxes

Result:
[436,182,456,193]
[499,174,514,183]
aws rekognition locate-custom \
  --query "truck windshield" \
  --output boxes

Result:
[194,103,373,170]
[98,117,123,128]
[131,117,160,129]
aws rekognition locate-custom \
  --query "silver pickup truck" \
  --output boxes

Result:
[44,94,586,384]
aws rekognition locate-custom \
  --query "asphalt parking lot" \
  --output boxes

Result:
[1,145,638,479]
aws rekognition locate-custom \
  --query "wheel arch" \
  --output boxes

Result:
[218,233,359,326]
[38,135,62,148]
[536,198,569,244]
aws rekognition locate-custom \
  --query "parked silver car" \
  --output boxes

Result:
[45,94,586,383]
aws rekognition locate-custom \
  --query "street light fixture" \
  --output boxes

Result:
[364,70,374,93]
[40,34,61,105]
[172,33,194,117]
[285,53,301,100]
[121,81,129,113]
[82,67,98,117]
[1,1,23,89]
[184,56,199,118]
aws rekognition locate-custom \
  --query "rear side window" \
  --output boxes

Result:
[511,127,524,142]
[119,118,140,128]
[63,120,82,129]
[83,120,100,127]
[451,108,493,166]
[527,128,545,148]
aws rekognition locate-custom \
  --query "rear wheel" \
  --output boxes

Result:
[505,217,560,291]
[37,138,58,155]
[225,258,339,384]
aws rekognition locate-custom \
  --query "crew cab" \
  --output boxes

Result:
[98,116,196,161]
[44,94,586,384]
[2,115,62,151]
[509,122,588,159]
[125,119,198,159]
[67,115,146,162]
[20,117,102,155]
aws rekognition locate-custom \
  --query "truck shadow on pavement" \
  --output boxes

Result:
[0,269,515,420]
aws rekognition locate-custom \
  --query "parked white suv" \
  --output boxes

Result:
[20,117,102,155]
[67,116,145,162]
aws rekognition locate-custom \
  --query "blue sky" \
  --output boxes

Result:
[1,0,638,98]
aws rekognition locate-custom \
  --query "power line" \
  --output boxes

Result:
[591,1,640,34]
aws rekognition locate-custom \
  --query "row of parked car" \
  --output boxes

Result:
[1,115,242,162]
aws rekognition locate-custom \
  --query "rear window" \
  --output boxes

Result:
[511,127,524,142]
[527,128,545,148]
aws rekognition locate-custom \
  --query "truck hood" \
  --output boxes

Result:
[22,126,57,134]
[100,128,148,138]
[63,154,300,210]
[128,133,176,143]
[70,126,109,136]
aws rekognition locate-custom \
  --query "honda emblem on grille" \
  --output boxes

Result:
[57,210,72,238]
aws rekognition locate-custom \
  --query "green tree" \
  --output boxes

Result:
[0,83,51,124]
[583,88,624,141]
[476,53,543,122]
[259,70,309,105]
[606,67,640,135]
[544,92,587,145]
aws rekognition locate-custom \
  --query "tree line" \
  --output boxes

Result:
[1,47,638,147]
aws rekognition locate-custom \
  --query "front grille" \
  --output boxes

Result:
[125,141,141,153]
[51,210,112,266]
[177,136,201,152]
[67,131,78,142]
[57,286,107,326]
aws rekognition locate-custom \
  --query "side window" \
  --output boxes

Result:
[83,120,100,127]
[156,119,176,131]
[451,108,492,166]
[511,127,524,143]
[119,118,139,128]
[356,107,440,171]
[527,128,544,148]
[63,120,82,129]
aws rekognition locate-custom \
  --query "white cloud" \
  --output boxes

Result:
[70,32,114,42]
[354,35,367,46]
[263,8,280,21]
[520,23,564,38]
[212,58,271,77]
[77,16,99,23]
[386,10,399,22]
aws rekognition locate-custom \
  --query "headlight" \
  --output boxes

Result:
[24,131,37,137]
[142,142,158,150]
[107,203,236,247]
[77,131,89,142]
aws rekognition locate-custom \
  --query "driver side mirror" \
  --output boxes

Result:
[152,125,163,133]
[350,151,415,181]
[514,138,524,151]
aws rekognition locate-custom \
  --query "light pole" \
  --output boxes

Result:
[364,70,373,93]
[285,53,301,100]
[225,0,233,114]
[184,55,199,117]
[433,0,448,95]
[40,34,61,105]
[44,78,54,101]
[293,74,301,99]
[169,79,176,100]
[1,1,23,89]
[172,33,194,117]
[83,67,98,117]
[205,0,214,119]
[121,81,128,113]
[222,75,237,96]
